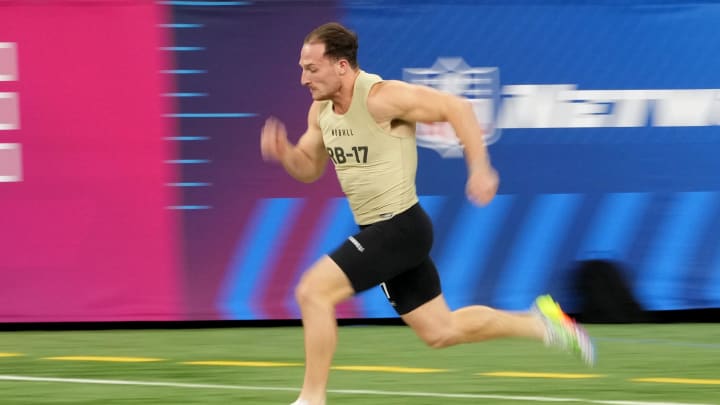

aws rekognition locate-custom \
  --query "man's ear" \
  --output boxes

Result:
[337,59,349,75]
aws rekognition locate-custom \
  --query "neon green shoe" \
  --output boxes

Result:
[532,295,596,366]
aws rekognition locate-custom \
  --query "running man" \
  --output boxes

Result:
[260,22,595,405]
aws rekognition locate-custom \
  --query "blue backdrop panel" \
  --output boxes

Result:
[167,1,720,319]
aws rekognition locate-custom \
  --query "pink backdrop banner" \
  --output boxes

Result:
[0,0,182,322]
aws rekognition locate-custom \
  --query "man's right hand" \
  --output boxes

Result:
[260,117,291,163]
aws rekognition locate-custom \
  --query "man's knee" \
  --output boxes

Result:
[294,275,317,307]
[401,295,459,349]
[417,328,458,349]
[295,273,333,308]
[294,258,355,308]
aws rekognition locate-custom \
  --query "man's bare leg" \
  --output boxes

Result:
[292,256,354,405]
[401,295,544,348]
[402,294,595,365]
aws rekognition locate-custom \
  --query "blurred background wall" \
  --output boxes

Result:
[1,0,719,323]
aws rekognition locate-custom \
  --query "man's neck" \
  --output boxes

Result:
[331,70,360,114]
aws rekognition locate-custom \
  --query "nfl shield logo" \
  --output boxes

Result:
[404,58,501,158]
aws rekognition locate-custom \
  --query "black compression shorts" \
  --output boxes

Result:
[328,203,442,315]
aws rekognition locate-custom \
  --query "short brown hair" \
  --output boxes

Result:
[304,22,359,68]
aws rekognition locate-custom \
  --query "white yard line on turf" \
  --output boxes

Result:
[0,375,711,405]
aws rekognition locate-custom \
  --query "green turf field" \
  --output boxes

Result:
[1,324,718,404]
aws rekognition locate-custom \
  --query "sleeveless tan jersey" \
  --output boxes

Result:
[318,71,419,225]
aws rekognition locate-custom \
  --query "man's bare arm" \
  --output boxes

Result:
[369,80,498,205]
[261,102,329,183]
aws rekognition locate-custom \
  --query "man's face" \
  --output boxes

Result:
[299,42,342,101]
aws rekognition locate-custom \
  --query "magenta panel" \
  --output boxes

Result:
[0,1,182,322]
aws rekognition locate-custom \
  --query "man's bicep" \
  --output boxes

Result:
[299,102,328,163]
[296,127,327,164]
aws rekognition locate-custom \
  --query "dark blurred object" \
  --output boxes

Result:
[573,259,648,323]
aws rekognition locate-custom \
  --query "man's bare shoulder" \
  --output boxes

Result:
[309,99,330,113]
[308,100,331,123]
[368,79,414,99]
[367,80,416,118]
